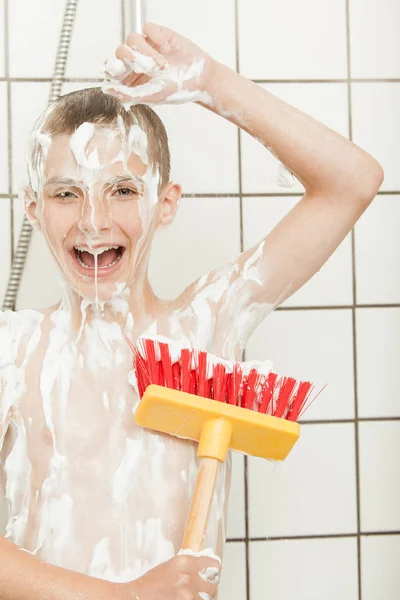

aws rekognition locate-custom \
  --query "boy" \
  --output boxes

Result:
[0,23,383,600]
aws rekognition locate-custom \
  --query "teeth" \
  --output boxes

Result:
[74,245,120,256]
[74,246,123,269]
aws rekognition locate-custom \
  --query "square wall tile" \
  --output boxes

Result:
[0,0,5,78]
[243,196,353,306]
[250,537,358,600]
[361,535,400,600]
[355,196,400,304]
[246,309,355,421]
[248,424,357,538]
[218,542,246,600]
[0,82,8,194]
[227,453,245,540]
[241,83,349,194]
[238,0,347,80]
[9,0,64,77]
[352,83,400,192]
[350,0,400,78]
[156,103,239,195]
[65,0,121,79]
[11,83,50,193]
[149,197,241,300]
[15,229,61,311]
[146,0,236,71]
[0,199,11,303]
[359,421,400,532]
[356,308,400,418]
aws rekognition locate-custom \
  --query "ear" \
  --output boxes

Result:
[23,185,41,230]
[157,182,182,227]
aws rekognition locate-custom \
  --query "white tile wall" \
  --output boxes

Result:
[219,542,247,600]
[355,196,400,304]
[356,308,400,418]
[361,535,400,600]
[246,309,355,421]
[359,421,400,533]
[0,0,5,78]
[241,83,349,194]
[248,424,357,537]
[226,453,245,540]
[352,83,400,192]
[149,197,241,299]
[237,0,348,80]
[64,0,121,79]
[156,103,239,195]
[350,0,400,79]
[8,0,64,78]
[146,0,237,71]
[0,82,8,194]
[2,1,400,599]
[243,196,353,307]
[249,537,358,600]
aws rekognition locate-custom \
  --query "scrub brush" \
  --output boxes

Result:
[127,336,316,551]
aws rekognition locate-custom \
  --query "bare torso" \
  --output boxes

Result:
[0,269,251,582]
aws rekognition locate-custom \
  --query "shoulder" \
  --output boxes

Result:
[0,309,44,369]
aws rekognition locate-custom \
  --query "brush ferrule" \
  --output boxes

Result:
[197,418,233,462]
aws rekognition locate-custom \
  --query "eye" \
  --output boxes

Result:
[55,190,77,200]
[114,187,138,197]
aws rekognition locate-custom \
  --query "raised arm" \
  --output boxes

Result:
[105,23,383,346]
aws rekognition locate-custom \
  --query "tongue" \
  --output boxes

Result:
[80,248,118,268]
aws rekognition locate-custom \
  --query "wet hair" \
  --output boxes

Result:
[29,87,171,190]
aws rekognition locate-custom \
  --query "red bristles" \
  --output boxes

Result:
[258,371,278,414]
[213,363,227,402]
[129,338,318,423]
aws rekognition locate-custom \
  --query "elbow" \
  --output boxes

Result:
[360,156,384,202]
[334,152,384,208]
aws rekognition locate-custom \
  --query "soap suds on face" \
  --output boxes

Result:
[69,122,102,237]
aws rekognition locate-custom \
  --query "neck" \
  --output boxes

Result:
[55,273,160,335]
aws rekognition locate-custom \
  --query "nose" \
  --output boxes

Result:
[78,191,112,237]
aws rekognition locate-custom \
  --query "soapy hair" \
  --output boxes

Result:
[28,87,171,191]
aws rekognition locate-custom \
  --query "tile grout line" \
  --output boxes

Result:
[3,76,400,84]
[4,0,13,265]
[345,2,363,599]
[180,191,399,198]
[226,529,400,543]
[234,2,251,599]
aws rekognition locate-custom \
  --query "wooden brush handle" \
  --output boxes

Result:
[181,457,220,552]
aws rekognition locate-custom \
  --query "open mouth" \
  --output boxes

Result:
[71,245,125,274]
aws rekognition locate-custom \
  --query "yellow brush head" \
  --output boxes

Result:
[135,384,300,462]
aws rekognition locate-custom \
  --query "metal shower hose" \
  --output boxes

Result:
[1,0,78,311]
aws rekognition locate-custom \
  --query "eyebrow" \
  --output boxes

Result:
[43,174,145,189]
[44,177,82,187]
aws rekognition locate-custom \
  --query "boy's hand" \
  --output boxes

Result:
[103,22,219,107]
[115,553,220,599]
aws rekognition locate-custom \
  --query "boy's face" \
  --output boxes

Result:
[26,125,179,302]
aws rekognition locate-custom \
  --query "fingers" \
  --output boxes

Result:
[143,22,175,54]
[126,32,166,68]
